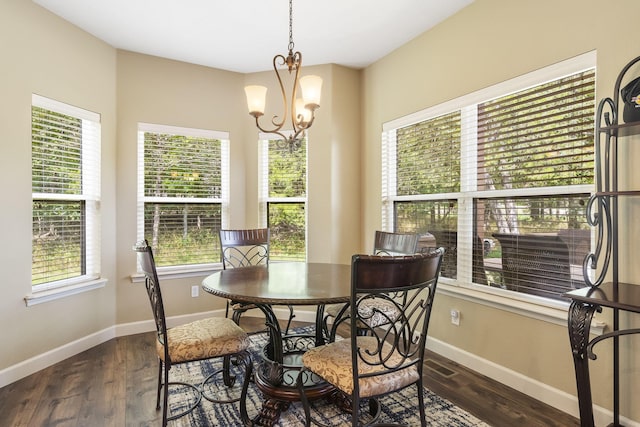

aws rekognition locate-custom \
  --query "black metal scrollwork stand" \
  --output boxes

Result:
[565,55,640,427]
[567,300,600,427]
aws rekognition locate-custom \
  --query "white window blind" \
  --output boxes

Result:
[137,123,229,267]
[477,71,595,191]
[474,69,595,299]
[382,52,596,301]
[258,135,307,261]
[31,94,101,290]
[396,111,461,196]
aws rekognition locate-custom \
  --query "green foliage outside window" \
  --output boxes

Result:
[268,203,306,260]
[143,132,222,266]
[267,140,306,260]
[391,68,595,298]
[143,203,221,266]
[32,106,85,285]
[32,201,84,285]
[396,111,461,196]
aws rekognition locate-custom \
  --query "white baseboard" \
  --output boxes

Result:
[3,308,636,427]
[0,327,116,389]
[0,307,315,389]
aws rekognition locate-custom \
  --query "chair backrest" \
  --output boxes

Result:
[133,240,170,363]
[429,230,487,285]
[493,233,572,298]
[373,230,419,255]
[219,228,270,269]
[348,250,444,396]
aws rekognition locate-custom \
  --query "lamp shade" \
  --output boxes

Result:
[299,75,322,108]
[295,98,312,124]
[245,85,267,115]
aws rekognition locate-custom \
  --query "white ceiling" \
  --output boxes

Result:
[33,0,473,73]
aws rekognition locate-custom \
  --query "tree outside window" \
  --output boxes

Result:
[383,60,595,301]
[31,95,101,288]
[138,124,228,267]
[260,138,307,261]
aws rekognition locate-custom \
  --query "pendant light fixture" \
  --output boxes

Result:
[244,0,322,151]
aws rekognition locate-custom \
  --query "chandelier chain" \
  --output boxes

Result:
[245,0,320,151]
[288,0,294,52]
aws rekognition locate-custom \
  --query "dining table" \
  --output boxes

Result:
[201,261,352,426]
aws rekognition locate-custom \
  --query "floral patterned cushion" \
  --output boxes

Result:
[157,317,250,364]
[325,298,401,328]
[302,336,419,398]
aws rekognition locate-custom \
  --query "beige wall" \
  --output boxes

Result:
[361,0,640,421]
[115,57,362,325]
[114,52,249,323]
[2,0,640,423]
[0,0,362,372]
[242,64,362,264]
[0,0,117,368]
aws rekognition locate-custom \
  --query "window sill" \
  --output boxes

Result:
[130,263,222,283]
[25,278,108,307]
[437,280,607,336]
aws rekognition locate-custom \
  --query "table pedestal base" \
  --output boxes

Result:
[250,398,290,427]
[252,370,335,426]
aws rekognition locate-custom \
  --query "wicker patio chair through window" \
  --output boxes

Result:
[429,230,488,285]
[493,233,576,299]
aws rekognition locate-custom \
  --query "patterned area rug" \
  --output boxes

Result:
[168,327,489,426]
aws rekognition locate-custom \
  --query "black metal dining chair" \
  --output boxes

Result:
[134,240,253,426]
[219,228,296,334]
[323,231,420,339]
[297,250,444,426]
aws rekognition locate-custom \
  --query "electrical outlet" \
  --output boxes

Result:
[450,309,460,326]
[191,285,199,298]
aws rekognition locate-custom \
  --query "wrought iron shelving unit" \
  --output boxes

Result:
[565,56,640,427]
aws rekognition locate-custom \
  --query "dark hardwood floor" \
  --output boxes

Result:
[0,318,579,426]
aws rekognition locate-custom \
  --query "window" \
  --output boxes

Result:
[31,95,101,291]
[259,137,307,261]
[382,53,596,301]
[137,123,229,268]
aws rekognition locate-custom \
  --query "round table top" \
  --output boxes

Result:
[201,262,352,306]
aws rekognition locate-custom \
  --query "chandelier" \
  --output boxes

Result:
[244,0,322,151]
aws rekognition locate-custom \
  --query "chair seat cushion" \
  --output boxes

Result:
[325,298,401,329]
[302,336,419,398]
[158,317,250,363]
